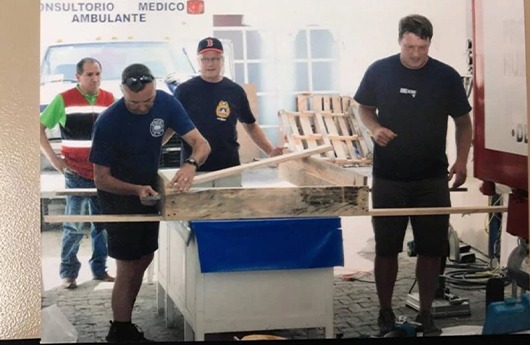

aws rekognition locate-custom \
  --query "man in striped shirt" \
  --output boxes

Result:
[40,57,115,289]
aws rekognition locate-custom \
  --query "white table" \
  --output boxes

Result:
[157,220,337,341]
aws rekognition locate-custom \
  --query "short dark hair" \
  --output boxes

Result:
[399,14,433,40]
[121,63,154,92]
[77,57,101,74]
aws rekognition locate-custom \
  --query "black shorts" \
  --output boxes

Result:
[371,177,450,257]
[98,190,159,261]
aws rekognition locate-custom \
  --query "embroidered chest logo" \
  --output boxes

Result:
[150,118,165,137]
[216,101,230,121]
[400,88,417,98]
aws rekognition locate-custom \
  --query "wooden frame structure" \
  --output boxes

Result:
[42,92,509,223]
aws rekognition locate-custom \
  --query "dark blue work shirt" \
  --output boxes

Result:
[175,76,256,171]
[354,54,472,181]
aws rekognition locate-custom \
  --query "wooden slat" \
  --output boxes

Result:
[349,102,374,155]
[331,96,342,113]
[43,203,508,222]
[335,114,358,159]
[42,188,97,197]
[306,111,333,159]
[296,93,310,111]
[44,214,163,223]
[279,110,305,152]
[298,113,318,149]
[160,145,334,190]
[161,185,370,220]
[278,156,368,187]
[312,95,323,111]
[368,206,507,217]
[341,96,353,114]
[318,111,349,159]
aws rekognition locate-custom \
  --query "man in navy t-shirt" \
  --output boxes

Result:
[89,63,210,342]
[174,36,283,179]
[354,14,472,336]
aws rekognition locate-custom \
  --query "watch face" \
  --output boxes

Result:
[186,158,198,167]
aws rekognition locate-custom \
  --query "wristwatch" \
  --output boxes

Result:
[184,157,199,169]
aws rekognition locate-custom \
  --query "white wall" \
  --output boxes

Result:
[208,0,470,95]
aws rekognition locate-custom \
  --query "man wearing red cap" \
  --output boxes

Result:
[173,36,283,180]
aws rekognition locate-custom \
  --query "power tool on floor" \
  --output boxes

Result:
[382,316,420,337]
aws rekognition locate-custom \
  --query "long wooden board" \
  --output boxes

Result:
[44,214,163,223]
[162,145,333,189]
[43,204,508,223]
[368,205,507,217]
[41,145,333,198]
[161,186,369,220]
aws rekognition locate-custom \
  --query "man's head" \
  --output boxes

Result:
[76,57,102,96]
[398,14,433,69]
[197,37,224,83]
[120,63,156,115]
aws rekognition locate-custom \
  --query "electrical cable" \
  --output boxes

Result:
[443,265,510,291]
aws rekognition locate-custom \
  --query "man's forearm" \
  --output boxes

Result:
[94,172,143,196]
[357,105,381,133]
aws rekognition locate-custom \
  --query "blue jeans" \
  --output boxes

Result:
[60,171,108,279]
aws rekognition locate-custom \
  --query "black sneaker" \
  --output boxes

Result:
[105,320,153,342]
[415,311,442,336]
[377,308,396,336]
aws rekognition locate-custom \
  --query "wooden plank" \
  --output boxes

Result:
[278,156,368,186]
[331,96,342,113]
[312,95,324,111]
[279,110,305,152]
[42,188,97,197]
[298,112,318,149]
[161,186,370,220]
[237,83,261,163]
[158,145,333,199]
[349,102,374,154]
[166,145,334,188]
[318,111,349,159]
[341,96,353,114]
[322,95,332,111]
[311,111,336,159]
[42,146,333,200]
[368,206,507,217]
[296,93,310,111]
[335,114,358,159]
[44,214,163,223]
[43,204,508,222]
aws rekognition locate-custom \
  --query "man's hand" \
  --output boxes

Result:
[52,158,68,174]
[448,161,467,190]
[138,185,159,206]
[167,164,196,192]
[268,146,284,157]
[372,127,397,147]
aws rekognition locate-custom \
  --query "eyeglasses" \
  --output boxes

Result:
[122,75,154,91]
[199,56,223,63]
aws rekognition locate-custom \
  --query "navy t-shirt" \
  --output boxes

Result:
[354,54,472,181]
[174,76,256,171]
[89,90,196,185]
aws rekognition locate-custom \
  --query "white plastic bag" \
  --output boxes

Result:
[41,304,78,343]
